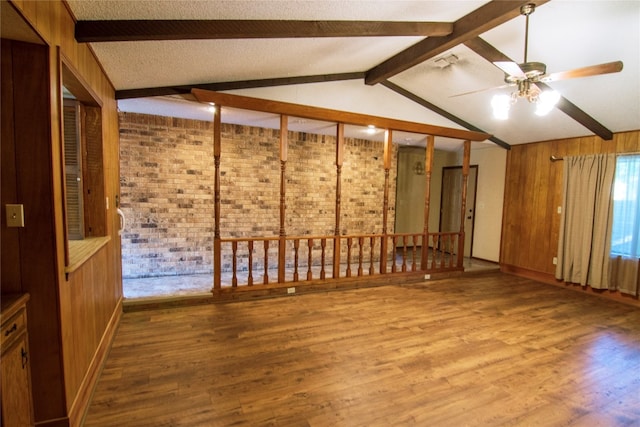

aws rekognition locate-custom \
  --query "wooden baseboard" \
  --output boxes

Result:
[69,296,123,427]
[123,270,464,311]
[501,264,640,308]
[34,417,70,427]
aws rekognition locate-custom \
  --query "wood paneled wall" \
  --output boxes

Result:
[1,38,68,420]
[1,1,122,426]
[501,130,640,285]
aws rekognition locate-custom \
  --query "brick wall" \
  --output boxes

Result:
[119,112,396,279]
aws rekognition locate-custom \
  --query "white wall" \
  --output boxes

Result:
[466,146,507,262]
[395,145,505,261]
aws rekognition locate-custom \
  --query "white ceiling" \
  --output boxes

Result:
[64,0,640,151]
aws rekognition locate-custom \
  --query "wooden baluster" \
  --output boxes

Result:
[263,240,269,284]
[401,235,408,272]
[307,239,313,281]
[451,235,455,267]
[369,236,375,275]
[391,236,398,273]
[358,237,364,276]
[452,234,457,269]
[320,238,326,280]
[232,241,238,287]
[293,239,299,282]
[346,237,352,277]
[431,235,437,269]
[247,240,254,286]
[412,235,418,271]
[443,234,448,268]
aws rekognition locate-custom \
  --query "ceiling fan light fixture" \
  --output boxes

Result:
[491,94,512,120]
[534,90,561,116]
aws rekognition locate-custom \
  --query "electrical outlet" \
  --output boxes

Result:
[557,206,562,214]
[287,287,295,294]
[424,274,431,280]
[553,257,558,265]
[5,204,25,227]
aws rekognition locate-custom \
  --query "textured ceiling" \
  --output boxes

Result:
[64,0,640,151]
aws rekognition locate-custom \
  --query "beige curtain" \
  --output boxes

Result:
[609,256,639,296]
[555,154,616,288]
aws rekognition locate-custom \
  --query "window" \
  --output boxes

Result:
[62,92,105,240]
[63,98,84,239]
[610,154,640,258]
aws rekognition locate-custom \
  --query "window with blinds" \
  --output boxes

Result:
[63,99,84,240]
[62,96,105,241]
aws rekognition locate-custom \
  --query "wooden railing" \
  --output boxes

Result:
[214,232,462,289]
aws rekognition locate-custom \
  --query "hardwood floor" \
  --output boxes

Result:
[84,273,640,426]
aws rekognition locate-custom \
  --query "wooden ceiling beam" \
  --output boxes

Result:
[365,0,550,85]
[464,37,614,141]
[191,89,491,141]
[115,72,365,99]
[75,20,453,43]
[381,81,510,149]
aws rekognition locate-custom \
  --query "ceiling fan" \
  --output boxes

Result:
[454,3,624,118]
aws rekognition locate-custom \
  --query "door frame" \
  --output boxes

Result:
[439,165,478,258]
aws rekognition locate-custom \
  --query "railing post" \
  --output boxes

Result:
[380,129,392,274]
[333,123,344,278]
[278,115,288,283]
[458,140,471,269]
[213,105,222,290]
[421,135,434,270]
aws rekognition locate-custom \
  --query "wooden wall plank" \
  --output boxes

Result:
[501,130,640,278]
[4,1,123,425]
[0,40,22,293]
[8,39,68,422]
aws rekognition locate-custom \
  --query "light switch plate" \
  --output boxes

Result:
[6,204,25,227]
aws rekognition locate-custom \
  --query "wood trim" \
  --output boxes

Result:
[192,89,491,141]
[380,80,510,149]
[333,123,344,278]
[365,0,550,85]
[463,37,614,141]
[115,72,365,99]
[501,264,640,308]
[278,115,288,283]
[380,130,392,274]
[213,105,222,290]
[60,54,102,107]
[458,141,471,268]
[69,296,122,426]
[65,236,110,274]
[421,136,435,269]
[75,20,454,42]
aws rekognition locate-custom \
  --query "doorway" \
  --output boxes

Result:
[440,165,478,258]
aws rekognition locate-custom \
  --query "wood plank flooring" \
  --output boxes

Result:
[84,273,640,426]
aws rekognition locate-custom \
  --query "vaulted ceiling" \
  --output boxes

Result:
[65,0,639,151]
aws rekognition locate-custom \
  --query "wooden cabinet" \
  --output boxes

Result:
[1,294,34,427]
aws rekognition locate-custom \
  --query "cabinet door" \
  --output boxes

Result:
[1,334,33,427]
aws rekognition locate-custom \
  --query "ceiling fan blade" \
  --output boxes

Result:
[542,60,623,82]
[450,83,512,98]
[493,61,525,78]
